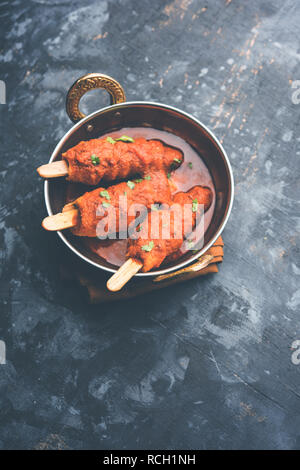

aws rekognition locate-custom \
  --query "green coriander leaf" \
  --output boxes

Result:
[124,191,127,196]
[137,225,142,232]
[106,136,116,144]
[188,162,193,169]
[91,154,100,165]
[100,190,110,200]
[115,135,135,143]
[144,175,151,180]
[127,181,135,190]
[135,178,143,183]
[102,201,110,209]
[141,241,154,252]
[192,198,198,212]
[167,172,171,179]
[173,158,182,164]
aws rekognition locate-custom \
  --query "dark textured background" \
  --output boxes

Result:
[0,0,300,450]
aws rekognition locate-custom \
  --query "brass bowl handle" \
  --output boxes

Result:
[66,73,126,123]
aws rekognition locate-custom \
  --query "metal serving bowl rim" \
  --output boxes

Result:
[44,100,234,277]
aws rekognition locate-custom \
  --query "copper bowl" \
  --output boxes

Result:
[44,73,234,277]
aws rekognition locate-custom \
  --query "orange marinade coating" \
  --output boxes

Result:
[126,186,213,272]
[62,137,183,185]
[71,172,172,237]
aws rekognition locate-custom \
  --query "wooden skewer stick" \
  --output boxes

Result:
[106,254,214,292]
[42,209,78,231]
[106,258,143,292]
[153,254,213,282]
[37,160,68,178]
[62,202,76,213]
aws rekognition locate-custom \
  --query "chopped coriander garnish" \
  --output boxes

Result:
[135,178,143,183]
[124,191,127,196]
[137,225,142,232]
[187,240,194,248]
[188,162,193,169]
[151,204,159,211]
[102,201,110,209]
[167,172,171,179]
[144,175,151,180]
[141,241,154,252]
[100,190,110,200]
[192,198,198,212]
[91,154,100,165]
[173,158,182,164]
[115,135,135,143]
[127,180,135,190]
[106,136,116,144]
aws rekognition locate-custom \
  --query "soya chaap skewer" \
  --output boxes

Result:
[106,185,213,291]
[37,137,183,185]
[42,172,172,237]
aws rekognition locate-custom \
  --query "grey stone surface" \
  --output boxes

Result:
[0,0,300,450]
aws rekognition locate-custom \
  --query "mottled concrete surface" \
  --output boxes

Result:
[0,0,300,450]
